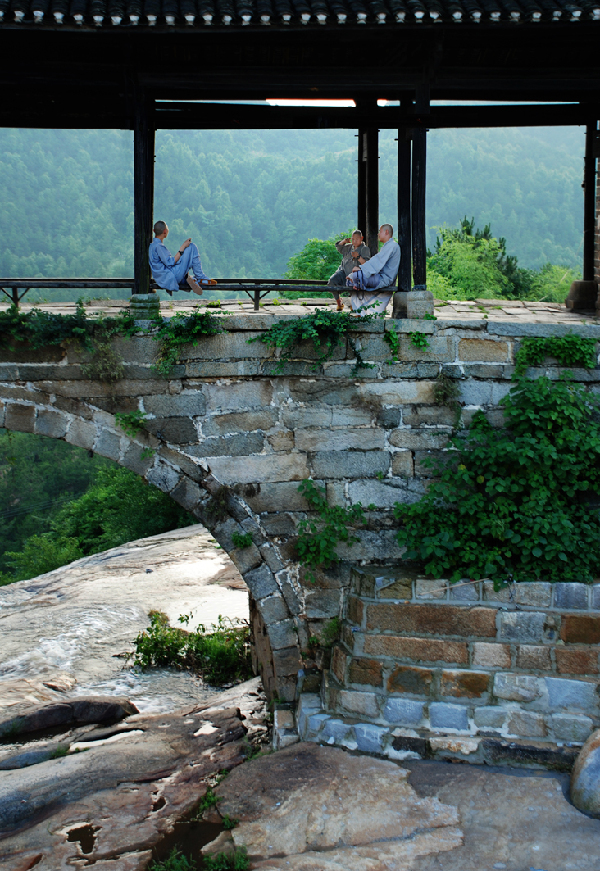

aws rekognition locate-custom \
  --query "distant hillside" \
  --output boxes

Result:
[0,125,584,299]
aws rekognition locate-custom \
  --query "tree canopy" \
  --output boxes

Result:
[0,125,585,302]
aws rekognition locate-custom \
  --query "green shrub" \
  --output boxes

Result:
[149,848,195,871]
[132,614,252,686]
[203,847,249,871]
[394,375,600,583]
[249,308,377,373]
[4,534,83,581]
[231,531,253,549]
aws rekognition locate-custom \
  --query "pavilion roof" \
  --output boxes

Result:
[1,0,599,30]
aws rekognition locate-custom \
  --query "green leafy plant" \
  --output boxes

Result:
[433,370,462,428]
[321,616,341,647]
[115,410,148,438]
[514,334,597,376]
[394,375,600,583]
[297,479,367,580]
[206,299,222,307]
[248,309,376,373]
[149,848,195,871]
[196,787,221,814]
[131,613,252,685]
[0,301,136,352]
[49,745,69,759]
[221,815,239,830]
[81,340,125,383]
[231,531,253,549]
[151,309,227,376]
[409,331,430,350]
[383,327,400,362]
[423,312,437,321]
[203,847,249,871]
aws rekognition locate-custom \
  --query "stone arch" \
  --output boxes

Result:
[0,388,302,701]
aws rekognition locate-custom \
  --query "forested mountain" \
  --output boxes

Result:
[0,125,585,299]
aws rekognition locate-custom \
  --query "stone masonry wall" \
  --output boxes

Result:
[326,569,600,747]
[2,315,600,703]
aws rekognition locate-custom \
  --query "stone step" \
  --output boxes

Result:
[296,690,581,771]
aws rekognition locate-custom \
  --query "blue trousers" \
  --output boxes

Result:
[172,243,207,285]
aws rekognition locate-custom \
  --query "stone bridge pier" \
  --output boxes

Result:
[2,313,599,702]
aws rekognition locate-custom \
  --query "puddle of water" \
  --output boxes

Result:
[67,823,97,854]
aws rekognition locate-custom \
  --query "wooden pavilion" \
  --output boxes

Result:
[0,0,599,302]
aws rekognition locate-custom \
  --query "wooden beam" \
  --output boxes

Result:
[365,127,379,256]
[133,94,155,296]
[152,101,600,132]
[584,121,598,282]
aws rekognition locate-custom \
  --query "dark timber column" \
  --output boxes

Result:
[365,126,380,256]
[397,98,413,293]
[357,129,367,236]
[411,84,429,289]
[583,121,598,282]
[133,95,155,296]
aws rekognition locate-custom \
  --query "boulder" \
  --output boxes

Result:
[0,697,138,739]
[571,728,600,817]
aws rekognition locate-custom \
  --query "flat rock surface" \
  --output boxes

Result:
[211,744,600,871]
[0,524,249,716]
[0,680,265,870]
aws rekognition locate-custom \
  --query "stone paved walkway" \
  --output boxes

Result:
[1,295,598,325]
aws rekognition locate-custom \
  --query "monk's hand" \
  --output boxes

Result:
[207,279,218,285]
[358,256,366,265]
[351,266,360,273]
[182,238,191,250]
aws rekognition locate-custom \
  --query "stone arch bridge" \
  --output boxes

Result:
[2,312,598,701]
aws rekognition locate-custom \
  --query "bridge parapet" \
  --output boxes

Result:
[2,315,600,701]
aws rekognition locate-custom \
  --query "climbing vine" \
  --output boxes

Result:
[514,334,597,376]
[433,370,462,428]
[394,375,600,584]
[248,309,377,373]
[150,309,228,376]
[296,479,369,580]
[0,301,136,351]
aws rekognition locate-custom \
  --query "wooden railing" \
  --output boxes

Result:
[0,278,332,311]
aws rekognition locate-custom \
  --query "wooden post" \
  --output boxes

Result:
[133,95,155,296]
[411,84,429,289]
[365,126,379,256]
[583,121,598,282]
[357,129,367,236]
[397,101,412,294]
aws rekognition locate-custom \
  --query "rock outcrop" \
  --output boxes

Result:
[0,679,265,870]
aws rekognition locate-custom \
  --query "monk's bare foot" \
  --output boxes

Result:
[336,298,344,311]
[187,275,203,295]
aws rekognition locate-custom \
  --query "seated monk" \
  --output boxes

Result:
[328,230,371,311]
[148,220,217,296]
[346,223,400,316]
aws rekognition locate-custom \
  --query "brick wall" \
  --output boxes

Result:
[314,568,600,758]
